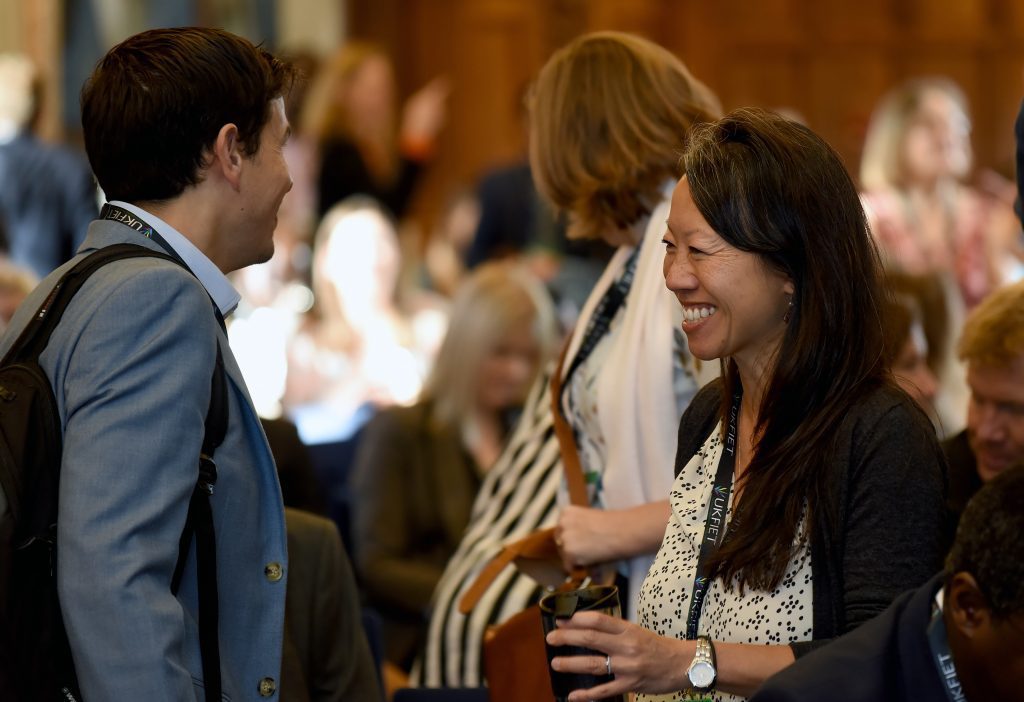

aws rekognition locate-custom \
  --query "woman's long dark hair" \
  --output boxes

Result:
[683,108,889,591]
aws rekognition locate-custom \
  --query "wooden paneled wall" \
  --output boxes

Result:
[348,0,1024,230]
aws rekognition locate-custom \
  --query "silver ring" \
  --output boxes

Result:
[605,655,612,676]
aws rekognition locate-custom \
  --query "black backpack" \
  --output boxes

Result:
[0,243,227,701]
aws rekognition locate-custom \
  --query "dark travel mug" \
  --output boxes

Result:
[539,585,626,702]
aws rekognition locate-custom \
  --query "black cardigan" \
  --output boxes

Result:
[673,379,948,657]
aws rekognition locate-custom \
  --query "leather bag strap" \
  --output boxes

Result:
[548,338,590,508]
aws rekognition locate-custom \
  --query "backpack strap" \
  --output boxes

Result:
[172,343,227,700]
[3,243,180,364]
[8,243,227,698]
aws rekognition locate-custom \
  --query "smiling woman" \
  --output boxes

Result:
[545,108,949,702]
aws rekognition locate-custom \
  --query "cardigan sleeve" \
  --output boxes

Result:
[792,389,947,658]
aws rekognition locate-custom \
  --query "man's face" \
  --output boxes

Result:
[235,96,292,270]
[966,359,1024,481]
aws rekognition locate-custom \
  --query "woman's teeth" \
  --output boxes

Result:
[683,306,716,323]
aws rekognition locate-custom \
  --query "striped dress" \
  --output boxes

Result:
[414,366,562,686]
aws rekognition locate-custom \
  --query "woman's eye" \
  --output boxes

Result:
[688,247,704,256]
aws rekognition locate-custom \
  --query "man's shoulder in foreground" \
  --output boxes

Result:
[750,575,948,702]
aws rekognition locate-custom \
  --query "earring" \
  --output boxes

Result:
[783,298,794,324]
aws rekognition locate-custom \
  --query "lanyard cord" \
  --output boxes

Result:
[100,203,226,331]
[927,599,967,702]
[685,391,742,640]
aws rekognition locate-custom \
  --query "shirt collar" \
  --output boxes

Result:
[108,200,240,318]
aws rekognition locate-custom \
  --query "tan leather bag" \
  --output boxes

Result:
[459,343,593,702]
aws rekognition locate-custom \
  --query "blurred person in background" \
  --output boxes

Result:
[0,53,97,279]
[284,197,447,541]
[881,273,941,422]
[351,261,557,679]
[860,77,1018,309]
[859,77,1021,433]
[286,197,438,441]
[303,42,449,220]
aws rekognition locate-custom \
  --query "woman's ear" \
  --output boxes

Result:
[783,279,795,296]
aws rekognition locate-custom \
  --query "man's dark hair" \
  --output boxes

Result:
[946,465,1024,618]
[81,27,294,203]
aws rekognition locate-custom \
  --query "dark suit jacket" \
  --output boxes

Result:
[262,417,328,516]
[941,430,982,549]
[350,401,482,668]
[281,507,382,702]
[750,574,950,702]
[0,133,96,278]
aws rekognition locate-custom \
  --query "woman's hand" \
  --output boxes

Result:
[400,76,451,147]
[555,505,618,571]
[546,612,693,701]
[555,501,671,572]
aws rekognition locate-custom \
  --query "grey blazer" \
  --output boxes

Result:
[0,219,288,700]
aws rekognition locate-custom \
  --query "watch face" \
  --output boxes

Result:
[688,661,716,689]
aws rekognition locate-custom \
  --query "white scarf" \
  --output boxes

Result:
[560,184,699,618]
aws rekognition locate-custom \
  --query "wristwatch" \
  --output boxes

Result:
[686,635,717,690]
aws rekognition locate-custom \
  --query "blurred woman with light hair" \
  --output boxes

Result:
[350,261,557,672]
[284,196,440,445]
[303,42,449,219]
[860,77,1018,310]
[860,78,1022,433]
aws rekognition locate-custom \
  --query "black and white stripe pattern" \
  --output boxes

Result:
[415,365,563,687]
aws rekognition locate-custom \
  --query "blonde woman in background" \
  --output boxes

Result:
[860,77,1020,433]
[285,197,444,446]
[302,42,449,219]
[860,77,1017,309]
[351,261,557,674]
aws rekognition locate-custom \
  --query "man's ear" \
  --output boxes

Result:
[209,123,243,191]
[948,572,992,638]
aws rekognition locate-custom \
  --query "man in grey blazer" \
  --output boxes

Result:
[0,28,295,700]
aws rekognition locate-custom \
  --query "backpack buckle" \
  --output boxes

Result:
[198,454,218,495]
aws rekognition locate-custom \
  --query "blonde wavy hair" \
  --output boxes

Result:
[859,77,970,191]
[301,42,392,143]
[528,31,721,240]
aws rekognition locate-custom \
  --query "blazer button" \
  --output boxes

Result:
[264,562,283,582]
[258,677,277,697]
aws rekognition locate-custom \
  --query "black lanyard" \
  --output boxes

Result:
[926,600,967,702]
[101,203,189,269]
[685,391,742,640]
[100,203,226,331]
[561,244,641,392]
